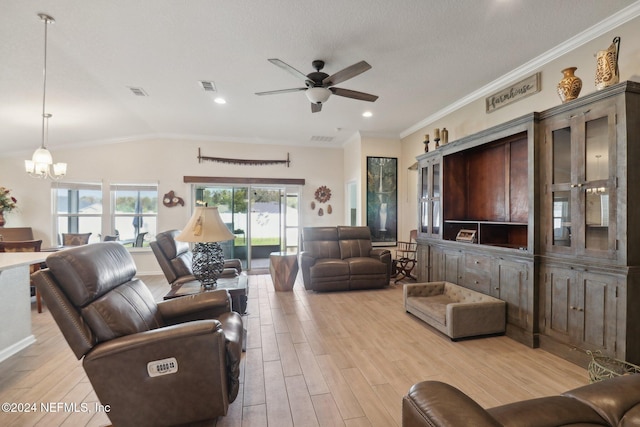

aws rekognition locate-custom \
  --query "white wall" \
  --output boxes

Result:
[0,138,344,273]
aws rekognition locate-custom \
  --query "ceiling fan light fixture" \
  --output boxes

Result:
[306,87,331,104]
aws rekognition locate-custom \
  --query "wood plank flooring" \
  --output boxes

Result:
[0,275,588,426]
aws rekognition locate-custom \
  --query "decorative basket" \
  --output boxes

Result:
[587,350,640,383]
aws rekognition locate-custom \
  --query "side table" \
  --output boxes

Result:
[269,252,298,291]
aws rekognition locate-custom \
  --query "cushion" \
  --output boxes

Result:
[46,242,137,307]
[311,259,350,278]
[81,278,162,341]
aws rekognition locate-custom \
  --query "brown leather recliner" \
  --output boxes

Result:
[300,226,392,291]
[402,375,640,426]
[33,242,243,427]
[151,229,242,286]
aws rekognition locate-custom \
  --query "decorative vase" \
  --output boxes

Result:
[0,211,5,227]
[595,36,621,91]
[557,67,582,103]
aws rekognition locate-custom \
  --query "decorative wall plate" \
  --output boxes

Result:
[314,186,331,203]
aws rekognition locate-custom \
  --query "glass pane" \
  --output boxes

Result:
[552,127,571,184]
[197,187,249,269]
[114,190,157,214]
[585,190,609,251]
[285,228,299,252]
[421,166,429,198]
[57,216,101,244]
[552,191,571,247]
[433,163,440,198]
[56,188,102,214]
[585,116,608,181]
[432,200,440,235]
[421,202,429,234]
[286,194,299,227]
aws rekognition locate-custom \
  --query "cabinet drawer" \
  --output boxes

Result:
[465,254,492,270]
[463,270,491,294]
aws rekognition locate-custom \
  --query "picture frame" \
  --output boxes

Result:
[366,157,398,246]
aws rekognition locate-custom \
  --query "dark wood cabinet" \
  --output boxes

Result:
[539,263,620,366]
[415,81,640,365]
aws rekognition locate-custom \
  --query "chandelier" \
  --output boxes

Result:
[25,13,67,180]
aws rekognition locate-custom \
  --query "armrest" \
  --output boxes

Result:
[403,381,502,427]
[447,301,506,338]
[157,288,231,324]
[224,258,242,273]
[85,319,223,361]
[299,251,317,289]
[370,248,390,260]
[83,320,231,426]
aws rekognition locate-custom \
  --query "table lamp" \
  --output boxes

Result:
[176,206,234,289]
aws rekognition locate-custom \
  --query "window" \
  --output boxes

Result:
[110,184,158,246]
[53,182,102,244]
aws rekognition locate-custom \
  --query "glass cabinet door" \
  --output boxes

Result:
[545,101,616,258]
[432,163,441,236]
[581,110,615,255]
[551,126,573,249]
[420,163,430,235]
[419,157,442,238]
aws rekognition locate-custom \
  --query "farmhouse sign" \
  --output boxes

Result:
[485,73,541,113]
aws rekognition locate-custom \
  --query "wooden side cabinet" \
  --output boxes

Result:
[494,257,534,345]
[539,263,620,366]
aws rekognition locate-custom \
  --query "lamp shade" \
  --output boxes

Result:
[176,206,234,243]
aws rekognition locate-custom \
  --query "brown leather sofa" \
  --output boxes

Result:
[402,375,640,426]
[300,226,392,291]
[33,242,243,427]
[151,229,242,286]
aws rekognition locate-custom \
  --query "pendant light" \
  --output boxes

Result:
[25,13,67,180]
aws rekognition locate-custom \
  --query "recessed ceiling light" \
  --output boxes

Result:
[362,111,373,117]
[214,97,226,104]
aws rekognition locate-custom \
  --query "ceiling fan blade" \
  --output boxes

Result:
[311,103,322,113]
[255,87,307,96]
[268,58,310,81]
[322,61,372,86]
[330,87,378,102]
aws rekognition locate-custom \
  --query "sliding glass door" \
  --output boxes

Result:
[194,184,300,271]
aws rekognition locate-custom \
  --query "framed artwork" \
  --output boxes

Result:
[366,157,398,246]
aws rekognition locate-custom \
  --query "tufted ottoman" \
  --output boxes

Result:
[403,281,506,340]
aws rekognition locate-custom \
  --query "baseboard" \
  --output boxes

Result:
[0,335,36,364]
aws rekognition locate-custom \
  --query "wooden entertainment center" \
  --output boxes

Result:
[415,81,640,367]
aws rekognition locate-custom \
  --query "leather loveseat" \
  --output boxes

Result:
[402,375,640,426]
[300,226,392,291]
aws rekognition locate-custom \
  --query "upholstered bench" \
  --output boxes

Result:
[403,281,506,340]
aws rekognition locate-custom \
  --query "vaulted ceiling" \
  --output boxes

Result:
[1,0,637,155]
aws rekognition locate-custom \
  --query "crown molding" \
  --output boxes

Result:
[400,0,640,139]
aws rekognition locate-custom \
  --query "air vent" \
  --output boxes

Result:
[128,86,148,97]
[199,81,217,92]
[310,136,335,143]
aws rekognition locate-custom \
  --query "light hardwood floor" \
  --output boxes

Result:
[0,275,588,426]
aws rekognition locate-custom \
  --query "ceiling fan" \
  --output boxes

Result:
[255,59,378,112]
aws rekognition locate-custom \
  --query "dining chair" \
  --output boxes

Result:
[0,239,44,312]
[133,231,148,247]
[61,232,92,246]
